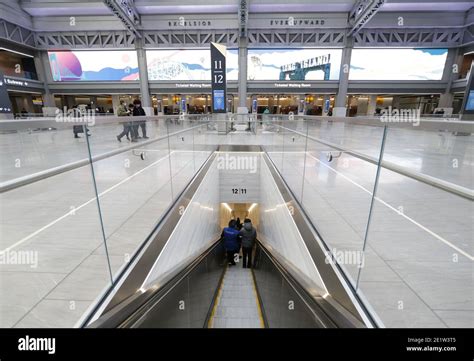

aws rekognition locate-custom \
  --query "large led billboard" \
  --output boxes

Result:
[247,48,342,81]
[146,49,238,81]
[48,50,139,81]
[349,48,448,80]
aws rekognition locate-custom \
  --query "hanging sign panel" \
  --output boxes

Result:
[0,72,13,114]
[211,43,227,113]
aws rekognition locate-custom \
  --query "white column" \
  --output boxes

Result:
[438,48,460,115]
[34,51,57,116]
[237,38,248,114]
[136,41,152,116]
[156,95,164,115]
[334,39,353,117]
[112,95,121,115]
[367,95,377,116]
[322,94,330,115]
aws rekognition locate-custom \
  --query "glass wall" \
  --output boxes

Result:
[263,115,473,328]
[0,115,214,327]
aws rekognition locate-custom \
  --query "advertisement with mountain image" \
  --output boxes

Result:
[146,49,238,81]
[349,48,448,80]
[48,50,139,81]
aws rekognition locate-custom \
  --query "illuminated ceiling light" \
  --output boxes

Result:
[248,203,257,212]
[223,203,233,212]
[0,47,34,58]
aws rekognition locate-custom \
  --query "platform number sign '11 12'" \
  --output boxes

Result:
[211,42,227,113]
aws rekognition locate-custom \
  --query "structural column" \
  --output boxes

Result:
[439,48,461,115]
[156,94,163,115]
[136,40,153,116]
[111,95,121,115]
[367,95,377,116]
[34,50,56,116]
[334,38,353,117]
[392,96,400,109]
[321,94,330,115]
[90,96,97,110]
[237,38,248,113]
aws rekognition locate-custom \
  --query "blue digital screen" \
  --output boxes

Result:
[213,90,225,111]
[466,90,474,111]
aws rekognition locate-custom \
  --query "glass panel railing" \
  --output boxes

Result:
[84,118,174,278]
[0,113,214,328]
[264,116,309,203]
[263,115,473,328]
[83,116,212,279]
[357,123,474,328]
[301,119,386,286]
[0,122,113,328]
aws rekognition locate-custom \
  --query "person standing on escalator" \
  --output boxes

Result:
[239,219,256,269]
[221,220,241,266]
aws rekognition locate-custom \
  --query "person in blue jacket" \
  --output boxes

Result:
[221,220,241,266]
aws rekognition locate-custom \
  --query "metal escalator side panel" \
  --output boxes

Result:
[260,153,375,328]
[206,266,228,328]
[83,151,218,326]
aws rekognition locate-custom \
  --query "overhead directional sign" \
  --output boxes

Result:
[0,72,13,114]
[461,63,474,120]
[211,43,227,113]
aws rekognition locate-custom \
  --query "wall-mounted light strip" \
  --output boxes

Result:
[223,202,233,212]
[248,203,257,212]
[0,47,34,58]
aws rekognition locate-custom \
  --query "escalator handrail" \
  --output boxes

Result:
[80,148,218,327]
[88,237,224,328]
[261,152,379,328]
[255,239,366,328]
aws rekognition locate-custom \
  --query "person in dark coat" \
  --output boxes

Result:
[239,219,257,268]
[236,217,242,230]
[221,220,241,266]
[132,98,148,140]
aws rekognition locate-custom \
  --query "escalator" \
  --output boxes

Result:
[82,146,376,329]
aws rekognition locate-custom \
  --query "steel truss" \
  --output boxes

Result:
[0,19,470,49]
[0,19,35,48]
[35,31,136,49]
[354,28,465,47]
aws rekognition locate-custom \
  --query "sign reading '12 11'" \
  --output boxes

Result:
[211,43,227,113]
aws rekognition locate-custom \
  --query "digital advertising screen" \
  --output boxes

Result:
[212,89,225,112]
[247,48,342,81]
[146,49,238,81]
[349,48,448,80]
[48,50,139,81]
[465,90,474,110]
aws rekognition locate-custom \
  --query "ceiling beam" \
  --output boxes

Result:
[103,0,141,38]
[348,0,386,36]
